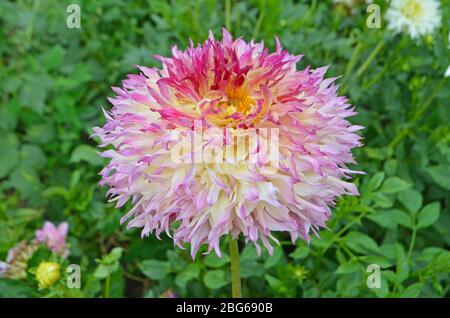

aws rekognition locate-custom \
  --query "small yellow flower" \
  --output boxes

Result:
[36,262,61,289]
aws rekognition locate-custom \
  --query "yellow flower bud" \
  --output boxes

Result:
[36,262,61,289]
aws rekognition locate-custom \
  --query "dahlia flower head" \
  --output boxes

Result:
[386,0,442,39]
[35,221,69,257]
[94,29,363,258]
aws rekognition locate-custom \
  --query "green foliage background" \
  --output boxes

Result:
[0,0,449,297]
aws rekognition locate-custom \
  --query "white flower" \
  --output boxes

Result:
[445,65,450,78]
[386,0,442,39]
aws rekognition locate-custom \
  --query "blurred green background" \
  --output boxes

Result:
[0,0,449,297]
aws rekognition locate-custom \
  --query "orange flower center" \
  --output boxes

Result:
[224,86,254,116]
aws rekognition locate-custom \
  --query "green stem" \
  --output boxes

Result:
[104,274,111,298]
[229,234,242,298]
[225,0,231,32]
[407,227,417,263]
[355,38,385,79]
[252,0,266,40]
[341,41,364,93]
[317,205,369,257]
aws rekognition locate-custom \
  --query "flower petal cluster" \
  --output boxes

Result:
[35,222,69,257]
[94,29,363,257]
[386,0,442,39]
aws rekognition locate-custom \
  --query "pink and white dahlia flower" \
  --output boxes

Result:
[94,29,363,257]
[35,221,69,257]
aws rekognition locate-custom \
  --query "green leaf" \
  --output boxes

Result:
[395,244,409,285]
[372,192,394,208]
[289,246,310,259]
[240,245,258,261]
[0,279,35,297]
[203,270,229,289]
[392,209,414,229]
[25,123,55,145]
[8,208,42,225]
[166,250,186,272]
[311,231,334,250]
[384,159,398,176]
[240,260,264,278]
[9,167,42,199]
[20,144,46,170]
[0,133,19,178]
[40,45,65,71]
[417,202,440,229]
[364,147,390,161]
[19,72,52,114]
[367,209,401,229]
[139,260,171,280]
[359,255,393,269]
[380,177,411,194]
[366,172,385,193]
[0,98,19,131]
[175,263,200,289]
[93,265,110,279]
[344,231,380,254]
[109,247,124,261]
[70,145,104,166]
[399,283,423,298]
[204,252,230,268]
[398,189,422,214]
[336,260,360,274]
[264,274,283,290]
[426,165,450,190]
[264,246,283,269]
[372,275,389,298]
